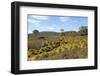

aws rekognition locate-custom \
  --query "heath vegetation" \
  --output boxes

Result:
[28,26,88,61]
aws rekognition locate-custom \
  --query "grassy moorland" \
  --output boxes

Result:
[28,31,88,61]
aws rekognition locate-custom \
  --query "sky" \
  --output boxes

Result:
[28,15,88,33]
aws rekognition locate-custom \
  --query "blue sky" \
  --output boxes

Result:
[28,15,88,33]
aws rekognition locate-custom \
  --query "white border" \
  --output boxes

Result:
[20,6,95,70]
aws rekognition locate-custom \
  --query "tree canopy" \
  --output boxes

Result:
[32,30,39,36]
[79,26,88,36]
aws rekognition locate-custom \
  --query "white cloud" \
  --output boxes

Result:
[47,27,55,30]
[28,19,40,26]
[39,26,55,31]
[41,26,54,30]
[59,17,70,22]
[31,15,48,20]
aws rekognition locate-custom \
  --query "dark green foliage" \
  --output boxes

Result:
[79,26,88,36]
[33,29,39,36]
[37,36,46,40]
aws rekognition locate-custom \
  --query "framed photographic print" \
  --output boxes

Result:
[11,1,98,74]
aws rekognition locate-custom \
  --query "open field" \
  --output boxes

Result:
[28,34,88,61]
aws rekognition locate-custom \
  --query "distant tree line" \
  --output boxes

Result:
[32,26,88,36]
